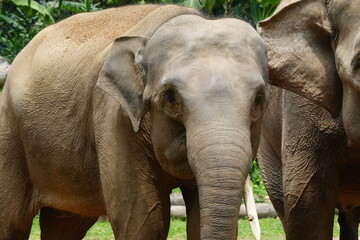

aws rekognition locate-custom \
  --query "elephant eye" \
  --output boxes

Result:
[254,93,264,106]
[166,91,177,104]
[161,89,183,120]
[251,90,266,122]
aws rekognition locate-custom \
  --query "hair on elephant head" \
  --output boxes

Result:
[97,10,268,239]
[258,0,360,148]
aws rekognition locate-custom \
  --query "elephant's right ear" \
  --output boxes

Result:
[258,0,342,117]
[97,36,146,132]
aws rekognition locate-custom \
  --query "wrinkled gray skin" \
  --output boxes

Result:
[0,5,268,240]
[257,0,360,239]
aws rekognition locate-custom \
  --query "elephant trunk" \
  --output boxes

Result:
[186,119,252,239]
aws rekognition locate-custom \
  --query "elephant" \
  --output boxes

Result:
[0,4,269,240]
[256,0,360,239]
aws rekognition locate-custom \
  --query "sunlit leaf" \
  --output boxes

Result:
[12,0,55,23]
[204,0,216,14]
[182,0,203,10]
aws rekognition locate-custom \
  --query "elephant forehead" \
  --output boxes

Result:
[145,15,266,64]
[161,56,265,99]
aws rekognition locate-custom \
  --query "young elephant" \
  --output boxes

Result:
[0,4,268,240]
[257,0,360,239]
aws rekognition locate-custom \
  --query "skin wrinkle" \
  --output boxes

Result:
[196,166,247,183]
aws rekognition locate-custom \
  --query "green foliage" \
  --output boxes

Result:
[12,0,54,22]
[172,187,182,193]
[0,0,100,62]
[250,159,267,203]
[0,0,47,62]
[46,0,100,16]
[183,0,280,24]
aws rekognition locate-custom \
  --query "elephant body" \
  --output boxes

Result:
[0,4,268,240]
[258,0,360,238]
[259,86,360,239]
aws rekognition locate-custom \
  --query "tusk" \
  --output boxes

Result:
[244,175,261,240]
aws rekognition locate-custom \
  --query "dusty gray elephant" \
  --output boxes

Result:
[257,0,360,239]
[0,4,268,240]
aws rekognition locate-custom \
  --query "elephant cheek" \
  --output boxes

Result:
[164,145,195,179]
[155,135,195,179]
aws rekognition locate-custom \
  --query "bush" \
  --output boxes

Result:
[0,0,50,62]
[0,0,100,62]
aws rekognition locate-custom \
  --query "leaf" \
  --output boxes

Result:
[12,0,55,23]
[182,0,203,10]
[55,1,86,13]
[204,0,216,14]
[85,0,92,12]
[57,0,99,13]
[0,13,16,25]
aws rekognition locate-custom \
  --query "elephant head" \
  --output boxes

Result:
[258,0,360,148]
[97,11,268,239]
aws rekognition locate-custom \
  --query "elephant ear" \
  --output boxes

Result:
[97,36,146,133]
[258,0,342,117]
[96,5,199,132]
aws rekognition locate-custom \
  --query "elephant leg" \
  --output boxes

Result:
[101,171,171,240]
[95,102,172,240]
[181,186,200,240]
[40,207,98,240]
[0,125,36,239]
[338,207,360,240]
[282,150,338,240]
[258,137,285,225]
[280,92,341,240]
[98,147,171,239]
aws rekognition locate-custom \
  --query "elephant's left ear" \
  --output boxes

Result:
[97,36,146,132]
[258,0,342,117]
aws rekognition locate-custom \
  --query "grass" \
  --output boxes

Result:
[29,215,341,240]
